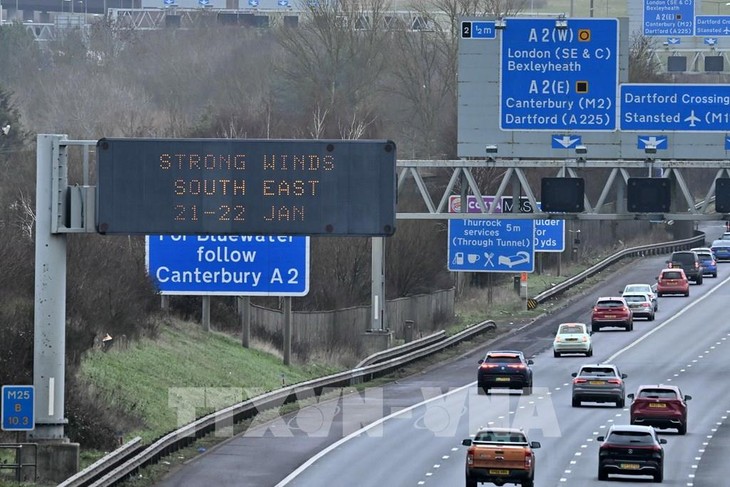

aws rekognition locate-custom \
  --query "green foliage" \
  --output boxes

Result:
[79,320,341,442]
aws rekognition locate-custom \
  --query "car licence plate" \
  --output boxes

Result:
[649,403,667,408]
[495,377,510,382]
[620,463,640,470]
[589,380,605,385]
[604,314,616,318]
[488,469,510,475]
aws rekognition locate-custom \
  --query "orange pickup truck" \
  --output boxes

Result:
[461,427,541,487]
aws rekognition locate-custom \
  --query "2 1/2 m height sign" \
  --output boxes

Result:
[96,139,397,236]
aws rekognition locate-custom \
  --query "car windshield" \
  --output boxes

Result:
[474,431,526,443]
[484,355,521,363]
[596,300,624,308]
[638,389,678,399]
[661,271,683,280]
[671,254,695,264]
[559,325,584,334]
[607,431,655,445]
[579,367,617,377]
[623,295,648,303]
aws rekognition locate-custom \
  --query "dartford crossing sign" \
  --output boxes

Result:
[500,18,619,131]
[621,84,730,132]
[146,235,309,296]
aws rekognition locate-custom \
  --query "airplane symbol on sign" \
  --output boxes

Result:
[684,110,700,127]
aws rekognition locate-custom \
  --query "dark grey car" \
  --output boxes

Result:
[571,364,627,408]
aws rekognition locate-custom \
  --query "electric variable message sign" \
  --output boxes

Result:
[96,139,397,236]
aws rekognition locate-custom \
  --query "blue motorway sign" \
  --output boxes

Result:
[448,219,535,272]
[725,136,730,150]
[500,18,618,131]
[2,385,34,431]
[696,16,730,36]
[621,84,730,132]
[461,21,496,39]
[146,235,309,296]
[448,195,564,252]
[643,0,694,36]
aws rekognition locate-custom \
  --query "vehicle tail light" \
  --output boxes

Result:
[642,303,650,308]
[581,336,588,342]
[480,364,498,369]
[508,364,526,370]
[573,378,587,384]
[712,260,717,266]
[668,262,674,268]
[607,379,622,385]
[467,452,474,465]
[524,451,533,469]
[555,336,562,342]
[695,262,699,269]
[621,306,629,312]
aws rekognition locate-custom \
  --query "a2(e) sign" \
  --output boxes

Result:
[96,139,397,236]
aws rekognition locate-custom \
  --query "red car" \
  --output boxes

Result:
[591,297,633,332]
[656,268,689,297]
[628,384,691,435]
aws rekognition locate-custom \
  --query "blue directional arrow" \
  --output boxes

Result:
[248,0,258,5]
[667,37,681,45]
[705,37,718,46]
[637,136,668,150]
[551,135,582,149]
[278,0,289,5]
[725,136,730,150]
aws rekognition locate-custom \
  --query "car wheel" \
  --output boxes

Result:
[654,467,664,483]
[684,291,690,297]
[626,321,633,331]
[466,475,478,487]
[598,466,608,481]
[592,324,600,333]
[586,348,593,357]
[713,272,718,278]
[617,397,625,408]
[657,292,663,297]
[697,276,703,285]
[522,477,534,487]
[572,397,581,407]
[678,422,687,435]
[554,350,560,358]
[523,386,533,395]
[649,313,655,322]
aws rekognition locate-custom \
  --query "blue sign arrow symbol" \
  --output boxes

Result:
[667,37,680,45]
[278,0,289,5]
[725,136,730,150]
[638,136,668,150]
[199,0,209,5]
[705,37,718,45]
[248,0,258,5]
[551,135,582,149]
[163,0,174,4]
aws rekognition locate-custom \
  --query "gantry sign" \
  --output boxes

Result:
[96,138,397,236]
[458,16,730,160]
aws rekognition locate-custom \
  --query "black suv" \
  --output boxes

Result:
[597,424,666,482]
[477,350,534,395]
[668,250,704,284]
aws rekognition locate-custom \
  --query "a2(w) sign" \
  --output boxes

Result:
[146,235,309,296]
[2,385,34,431]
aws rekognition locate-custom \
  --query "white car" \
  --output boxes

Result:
[622,293,656,321]
[621,283,658,312]
[553,322,593,357]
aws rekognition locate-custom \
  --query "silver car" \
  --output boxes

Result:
[622,293,655,321]
[621,283,658,312]
[571,364,627,408]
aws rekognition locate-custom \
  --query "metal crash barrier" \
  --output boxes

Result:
[0,443,37,482]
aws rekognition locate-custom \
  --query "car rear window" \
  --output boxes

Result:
[695,252,712,259]
[596,300,624,307]
[638,389,678,399]
[607,431,654,445]
[579,367,617,377]
[485,355,521,363]
[671,253,696,263]
[661,271,682,280]
[625,286,650,293]
[623,295,648,303]
[474,431,526,443]
[559,325,584,334]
